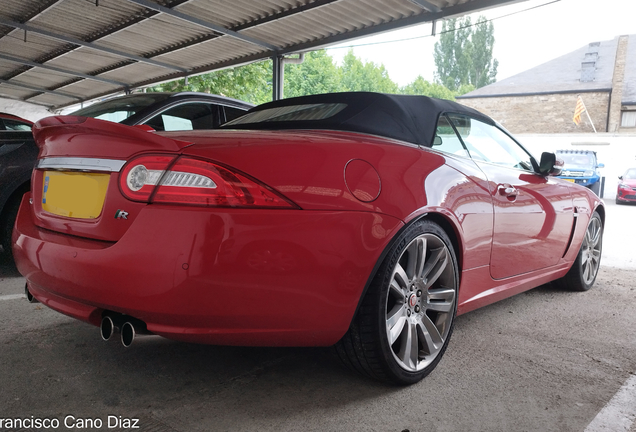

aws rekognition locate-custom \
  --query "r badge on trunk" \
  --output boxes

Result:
[115,210,129,220]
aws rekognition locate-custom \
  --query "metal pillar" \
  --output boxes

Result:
[272,55,283,101]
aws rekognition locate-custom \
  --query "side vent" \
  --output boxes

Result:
[562,207,579,258]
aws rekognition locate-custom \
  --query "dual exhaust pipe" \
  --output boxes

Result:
[100,315,150,347]
[24,284,149,348]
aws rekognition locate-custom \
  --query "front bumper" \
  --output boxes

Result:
[557,176,598,187]
[616,190,636,202]
[13,194,403,346]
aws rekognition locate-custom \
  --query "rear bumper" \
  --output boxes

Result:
[13,193,403,346]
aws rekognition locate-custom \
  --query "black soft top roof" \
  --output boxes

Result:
[222,92,493,147]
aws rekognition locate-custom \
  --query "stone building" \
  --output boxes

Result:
[457,35,636,134]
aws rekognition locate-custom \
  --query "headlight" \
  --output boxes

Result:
[584,170,594,177]
[619,183,631,190]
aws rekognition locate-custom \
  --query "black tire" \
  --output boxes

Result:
[555,211,603,292]
[615,198,622,205]
[0,196,22,259]
[335,220,459,385]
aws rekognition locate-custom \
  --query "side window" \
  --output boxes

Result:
[223,106,247,124]
[3,119,32,131]
[448,114,534,171]
[144,103,219,131]
[432,115,470,158]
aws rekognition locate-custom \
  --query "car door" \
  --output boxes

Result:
[447,114,573,280]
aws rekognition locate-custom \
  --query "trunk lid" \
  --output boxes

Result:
[31,116,193,241]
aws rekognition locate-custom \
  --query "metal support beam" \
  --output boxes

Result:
[0,79,81,100]
[126,0,279,51]
[0,17,188,73]
[0,53,127,88]
[272,55,283,101]
[408,0,442,13]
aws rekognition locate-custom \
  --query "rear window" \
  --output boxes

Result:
[225,103,347,126]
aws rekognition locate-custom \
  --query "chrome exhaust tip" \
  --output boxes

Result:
[121,321,136,348]
[25,283,38,303]
[100,316,116,341]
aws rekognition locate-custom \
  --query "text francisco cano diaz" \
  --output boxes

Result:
[0,415,140,429]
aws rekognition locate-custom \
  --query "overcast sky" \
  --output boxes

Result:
[326,0,636,86]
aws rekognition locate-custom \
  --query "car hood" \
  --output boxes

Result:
[621,179,636,187]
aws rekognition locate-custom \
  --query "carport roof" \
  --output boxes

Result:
[1,0,526,110]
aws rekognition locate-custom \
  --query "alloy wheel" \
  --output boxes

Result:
[385,233,456,372]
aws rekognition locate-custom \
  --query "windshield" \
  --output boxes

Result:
[624,168,636,179]
[557,153,595,167]
[71,94,170,123]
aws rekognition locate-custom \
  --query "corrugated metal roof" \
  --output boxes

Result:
[0,0,528,109]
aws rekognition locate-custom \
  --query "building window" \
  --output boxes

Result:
[621,111,636,127]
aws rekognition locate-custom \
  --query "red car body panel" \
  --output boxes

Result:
[13,110,604,347]
[15,194,403,345]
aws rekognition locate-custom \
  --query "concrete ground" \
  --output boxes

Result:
[0,201,634,432]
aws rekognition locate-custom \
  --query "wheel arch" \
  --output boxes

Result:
[0,179,30,221]
[347,210,464,330]
[594,203,605,227]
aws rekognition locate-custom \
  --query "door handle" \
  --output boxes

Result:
[497,184,518,197]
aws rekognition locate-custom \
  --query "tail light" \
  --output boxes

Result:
[119,154,297,209]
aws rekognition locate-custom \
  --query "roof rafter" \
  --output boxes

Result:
[407,0,442,13]
[0,0,195,83]
[0,53,127,87]
[0,78,80,100]
[126,0,279,52]
[17,1,346,104]
[0,17,189,73]
[0,0,63,38]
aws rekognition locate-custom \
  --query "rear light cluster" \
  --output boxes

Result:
[119,154,296,208]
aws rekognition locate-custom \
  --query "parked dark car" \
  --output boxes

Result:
[0,113,35,257]
[70,92,253,131]
[0,93,252,258]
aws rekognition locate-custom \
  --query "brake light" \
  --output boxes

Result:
[119,154,296,208]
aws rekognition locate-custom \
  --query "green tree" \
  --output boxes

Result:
[399,76,457,100]
[149,61,272,105]
[284,50,343,98]
[433,16,497,91]
[340,50,398,93]
[469,17,498,89]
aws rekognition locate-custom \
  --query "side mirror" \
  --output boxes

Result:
[619,175,623,180]
[539,152,563,176]
[597,163,605,168]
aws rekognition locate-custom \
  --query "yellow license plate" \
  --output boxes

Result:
[564,179,576,183]
[42,171,110,219]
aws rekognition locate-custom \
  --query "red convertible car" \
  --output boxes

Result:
[13,93,604,385]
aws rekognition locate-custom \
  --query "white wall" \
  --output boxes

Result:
[516,133,636,200]
[0,98,53,122]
